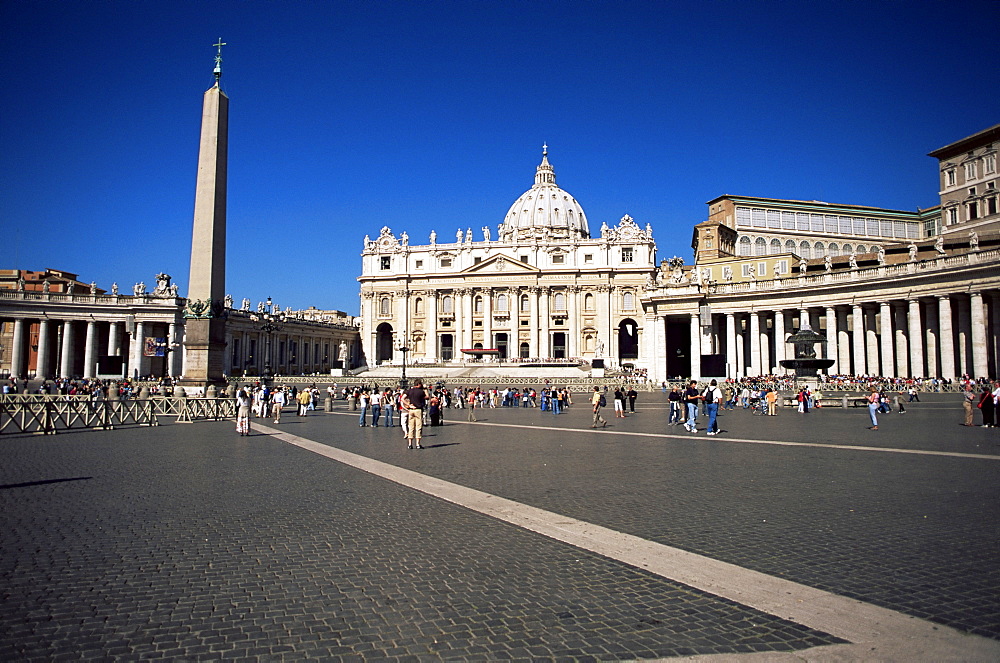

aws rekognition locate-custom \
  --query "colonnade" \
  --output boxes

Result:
[676,290,999,379]
[4,317,183,380]
[226,327,355,375]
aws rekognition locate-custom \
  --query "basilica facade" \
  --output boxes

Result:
[357,148,657,367]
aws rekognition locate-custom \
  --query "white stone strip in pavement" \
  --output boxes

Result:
[329,411,1000,461]
[255,422,1000,661]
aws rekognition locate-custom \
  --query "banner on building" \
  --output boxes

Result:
[144,337,166,357]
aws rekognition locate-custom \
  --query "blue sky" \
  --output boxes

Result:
[2,1,998,315]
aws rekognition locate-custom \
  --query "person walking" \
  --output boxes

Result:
[978,385,996,427]
[383,388,396,427]
[627,387,638,414]
[684,380,701,433]
[297,388,311,417]
[271,387,286,423]
[962,384,976,426]
[370,388,383,426]
[667,386,682,425]
[358,389,370,427]
[703,379,723,436]
[895,391,907,414]
[591,386,607,428]
[402,379,428,449]
[236,387,251,436]
[467,389,478,422]
[766,388,778,416]
[613,388,627,418]
[867,387,880,430]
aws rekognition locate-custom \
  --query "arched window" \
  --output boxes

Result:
[553,292,566,311]
[855,244,867,254]
[738,236,752,256]
[379,297,391,315]
[622,291,635,310]
[584,292,595,311]
[496,294,508,312]
[442,295,454,314]
[785,240,796,254]
[754,237,767,256]
[520,295,530,312]
[799,241,811,259]
[842,244,853,256]
[770,238,782,255]
[814,241,825,257]
[414,298,423,315]
[828,243,839,256]
[474,296,483,314]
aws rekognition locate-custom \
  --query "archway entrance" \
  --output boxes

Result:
[519,342,530,359]
[552,332,567,359]
[376,323,394,363]
[496,333,508,359]
[618,319,639,359]
[440,334,454,361]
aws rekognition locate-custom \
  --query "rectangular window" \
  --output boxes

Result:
[985,154,996,174]
[839,217,852,234]
[584,254,593,264]
[946,169,956,186]
[810,214,824,232]
[415,260,423,269]
[552,254,564,264]
[880,220,892,237]
[766,210,780,228]
[852,217,865,235]
[736,207,751,226]
[776,260,788,275]
[758,262,767,276]
[781,211,795,230]
[440,258,452,268]
[751,209,766,228]
[380,256,391,270]
[441,320,451,327]
[474,320,482,327]
[519,255,528,263]
[987,196,998,216]
[554,318,563,325]
[742,264,752,277]
[796,212,810,231]
[965,162,977,180]
[969,201,979,220]
[824,215,838,233]
[474,256,482,264]
[621,247,633,262]
[947,207,958,225]
[866,218,879,236]
[521,319,529,326]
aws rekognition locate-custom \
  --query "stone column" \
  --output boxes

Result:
[735,315,745,377]
[529,287,540,359]
[460,289,474,352]
[924,303,939,379]
[851,305,865,376]
[938,295,955,379]
[538,287,550,358]
[426,292,438,362]
[836,309,850,374]
[689,313,701,378]
[798,308,809,331]
[725,312,737,378]
[957,296,971,376]
[824,307,838,374]
[759,312,770,377]
[482,288,493,351]
[59,320,75,377]
[83,320,98,378]
[169,322,183,377]
[10,318,25,379]
[652,314,666,383]
[970,291,989,378]
[131,321,146,379]
[395,292,408,363]
[865,308,879,377]
[894,303,909,378]
[879,302,894,378]
[568,286,580,357]
[773,310,786,374]
[991,293,1000,378]
[907,299,925,378]
[748,311,761,376]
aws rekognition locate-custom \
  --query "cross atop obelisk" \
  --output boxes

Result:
[181,40,230,391]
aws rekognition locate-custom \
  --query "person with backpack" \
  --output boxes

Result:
[703,379,724,436]
[591,386,607,428]
[684,380,702,433]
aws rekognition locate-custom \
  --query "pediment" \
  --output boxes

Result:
[460,254,540,274]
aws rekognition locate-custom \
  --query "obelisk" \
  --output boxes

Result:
[181,39,229,391]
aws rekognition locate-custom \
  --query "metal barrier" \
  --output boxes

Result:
[0,396,236,435]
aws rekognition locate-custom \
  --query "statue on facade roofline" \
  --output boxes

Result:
[153,273,171,296]
[482,226,491,241]
[457,228,463,243]
[465,227,472,243]
[429,230,437,244]
[400,231,408,246]
[111,282,118,295]
[969,230,979,251]
[224,294,234,309]
[824,254,832,272]
[908,241,918,261]
[849,253,858,269]
[242,297,251,311]
[877,245,886,266]
[723,265,733,281]
[934,235,946,255]
[798,258,807,274]
[90,281,97,294]
[43,280,51,293]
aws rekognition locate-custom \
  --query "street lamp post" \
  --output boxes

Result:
[397,331,414,389]
[253,297,284,385]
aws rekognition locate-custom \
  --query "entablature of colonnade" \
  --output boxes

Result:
[641,248,1000,314]
[0,289,186,324]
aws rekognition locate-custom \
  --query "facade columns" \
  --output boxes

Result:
[924,303,939,378]
[773,310,786,374]
[725,312,737,378]
[851,305,865,376]
[759,312,771,377]
[529,287,539,359]
[131,321,146,379]
[568,286,580,357]
[836,309,850,374]
[10,318,25,379]
[538,287,550,358]
[83,320,98,378]
[426,292,438,362]
[689,313,701,378]
[957,297,971,376]
[879,302,894,378]
[460,289,473,352]
[907,299,925,378]
[824,307,838,374]
[748,312,761,376]
[482,288,492,350]
[37,319,53,378]
[169,322,183,377]
[970,291,989,378]
[653,314,666,383]
[938,295,957,380]
[59,320,75,377]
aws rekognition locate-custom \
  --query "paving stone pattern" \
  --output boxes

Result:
[315,393,1000,641]
[0,425,843,660]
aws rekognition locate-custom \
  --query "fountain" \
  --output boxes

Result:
[780,321,834,380]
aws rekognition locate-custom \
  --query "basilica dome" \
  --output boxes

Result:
[498,146,591,242]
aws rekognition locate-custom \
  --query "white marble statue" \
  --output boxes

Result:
[747,264,756,280]
[908,242,918,261]
[934,235,945,255]
[824,255,832,272]
[90,281,97,294]
[465,228,472,243]
[482,226,491,241]
[400,231,408,246]
[849,253,858,269]
[798,258,807,275]
[429,230,437,244]
[877,246,886,266]
[224,294,234,309]
[43,281,51,293]
[111,282,118,295]
[723,265,733,281]
[339,341,348,361]
[457,228,463,243]
[242,297,251,311]
[969,231,979,251]
[594,338,605,359]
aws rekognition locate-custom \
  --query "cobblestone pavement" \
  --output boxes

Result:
[0,391,997,660]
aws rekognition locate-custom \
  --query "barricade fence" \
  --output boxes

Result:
[0,396,236,435]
